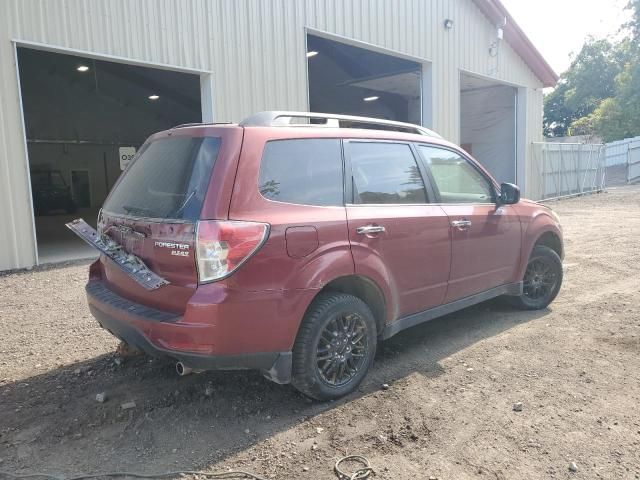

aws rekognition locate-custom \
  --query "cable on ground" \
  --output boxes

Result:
[334,455,374,480]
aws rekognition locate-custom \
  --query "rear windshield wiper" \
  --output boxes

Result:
[66,218,169,290]
[173,190,197,217]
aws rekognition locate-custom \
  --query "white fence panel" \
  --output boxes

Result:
[532,143,606,200]
[604,136,640,183]
[605,138,637,166]
[629,142,640,183]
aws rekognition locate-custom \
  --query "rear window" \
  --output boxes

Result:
[258,139,343,206]
[103,136,220,221]
[350,142,428,204]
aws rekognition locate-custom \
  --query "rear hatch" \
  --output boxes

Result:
[96,131,226,314]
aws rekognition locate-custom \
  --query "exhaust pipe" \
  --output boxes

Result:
[176,362,193,376]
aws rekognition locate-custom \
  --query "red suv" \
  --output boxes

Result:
[69,112,563,400]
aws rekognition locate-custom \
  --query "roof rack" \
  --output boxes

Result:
[171,122,233,129]
[239,111,441,138]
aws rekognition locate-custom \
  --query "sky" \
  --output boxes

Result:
[500,0,632,75]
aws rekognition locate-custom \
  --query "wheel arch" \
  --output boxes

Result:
[534,231,563,259]
[515,227,564,281]
[306,275,388,336]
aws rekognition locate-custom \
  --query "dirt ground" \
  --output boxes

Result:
[1,185,640,480]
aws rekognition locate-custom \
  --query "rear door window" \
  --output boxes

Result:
[103,136,220,221]
[258,139,343,206]
[349,142,428,204]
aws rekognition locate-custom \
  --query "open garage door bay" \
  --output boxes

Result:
[17,47,202,264]
[307,34,423,125]
[460,73,518,184]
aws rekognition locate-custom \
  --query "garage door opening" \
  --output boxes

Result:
[17,47,202,264]
[307,34,422,124]
[460,73,517,184]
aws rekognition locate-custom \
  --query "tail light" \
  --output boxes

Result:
[196,220,269,282]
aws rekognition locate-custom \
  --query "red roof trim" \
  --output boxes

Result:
[471,0,559,87]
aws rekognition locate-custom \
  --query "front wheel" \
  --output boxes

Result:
[292,293,377,401]
[509,245,563,310]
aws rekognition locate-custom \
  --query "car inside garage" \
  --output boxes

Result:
[17,47,202,264]
[460,73,518,184]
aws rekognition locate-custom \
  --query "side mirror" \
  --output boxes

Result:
[499,183,520,205]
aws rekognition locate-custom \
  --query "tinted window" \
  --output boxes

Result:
[259,139,343,206]
[350,142,427,204]
[418,146,493,204]
[103,136,220,220]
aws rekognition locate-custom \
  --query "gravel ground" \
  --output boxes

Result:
[1,185,639,480]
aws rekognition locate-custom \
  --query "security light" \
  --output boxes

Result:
[444,19,454,29]
[148,94,160,100]
[363,96,379,102]
[77,65,89,72]
[306,51,319,58]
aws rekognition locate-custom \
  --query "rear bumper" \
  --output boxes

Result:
[86,281,293,383]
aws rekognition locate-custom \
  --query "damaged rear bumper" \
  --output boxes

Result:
[86,281,292,384]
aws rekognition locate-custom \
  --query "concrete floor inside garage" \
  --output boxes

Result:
[17,47,203,265]
[34,208,101,264]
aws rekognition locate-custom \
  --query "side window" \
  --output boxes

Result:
[418,145,494,204]
[258,139,343,206]
[350,142,427,205]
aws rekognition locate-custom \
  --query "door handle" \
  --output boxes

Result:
[356,225,386,235]
[450,220,472,229]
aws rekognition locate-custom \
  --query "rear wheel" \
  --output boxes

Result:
[509,245,563,310]
[292,293,377,401]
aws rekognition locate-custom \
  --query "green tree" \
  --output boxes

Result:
[625,0,640,41]
[567,0,640,142]
[580,56,640,142]
[543,39,627,137]
[544,1,640,140]
[543,82,573,137]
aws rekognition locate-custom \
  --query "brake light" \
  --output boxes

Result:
[196,220,269,282]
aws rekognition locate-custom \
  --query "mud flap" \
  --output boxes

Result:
[66,218,169,290]
[262,352,293,384]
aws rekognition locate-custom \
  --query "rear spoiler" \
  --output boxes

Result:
[66,218,169,290]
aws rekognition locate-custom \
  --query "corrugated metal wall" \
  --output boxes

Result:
[0,0,544,270]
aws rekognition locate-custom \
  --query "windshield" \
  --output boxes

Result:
[103,136,221,221]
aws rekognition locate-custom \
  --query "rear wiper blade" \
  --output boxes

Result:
[66,218,169,290]
[173,190,197,217]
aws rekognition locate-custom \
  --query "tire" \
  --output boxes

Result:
[509,245,563,310]
[291,293,377,401]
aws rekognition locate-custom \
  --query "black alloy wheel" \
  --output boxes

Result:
[523,258,557,301]
[292,293,377,400]
[509,245,563,310]
[316,312,369,387]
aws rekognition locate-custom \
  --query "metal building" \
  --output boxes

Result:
[0,0,557,271]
